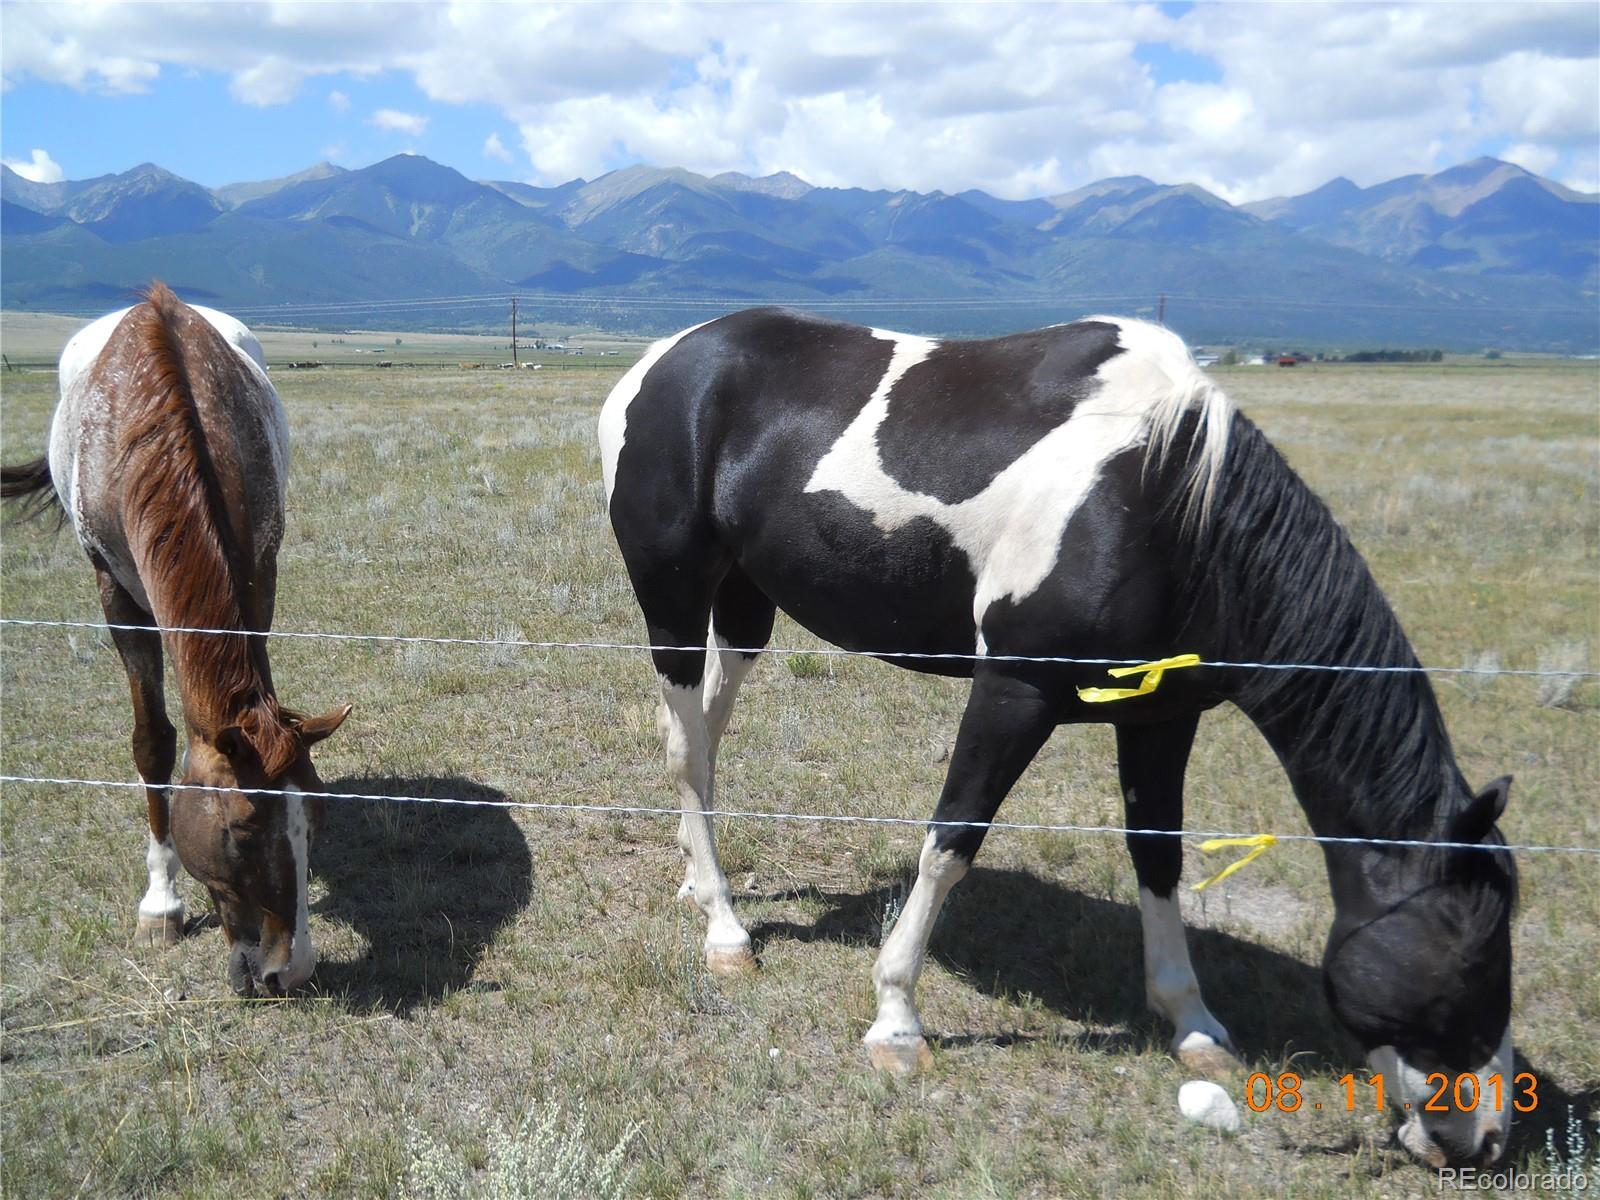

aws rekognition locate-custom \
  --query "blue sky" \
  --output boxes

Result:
[2,69,524,188]
[2,2,1596,201]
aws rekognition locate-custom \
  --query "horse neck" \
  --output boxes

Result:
[1179,413,1465,842]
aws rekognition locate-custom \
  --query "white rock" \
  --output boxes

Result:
[1178,1080,1241,1133]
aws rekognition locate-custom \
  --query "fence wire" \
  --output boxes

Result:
[1,775,1595,859]
[3,617,1595,678]
[4,615,1595,859]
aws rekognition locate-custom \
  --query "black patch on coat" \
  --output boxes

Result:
[610,308,982,684]
[875,321,1124,504]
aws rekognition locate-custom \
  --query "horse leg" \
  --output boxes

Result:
[1116,717,1239,1076]
[640,572,756,975]
[96,566,182,946]
[865,670,1054,1073]
[677,565,776,909]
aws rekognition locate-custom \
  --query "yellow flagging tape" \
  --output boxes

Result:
[1192,835,1278,891]
[1076,653,1201,703]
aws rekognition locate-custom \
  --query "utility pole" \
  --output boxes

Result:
[1157,293,1167,326]
[510,296,519,366]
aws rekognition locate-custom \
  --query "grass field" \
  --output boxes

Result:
[0,310,650,370]
[2,338,1597,1197]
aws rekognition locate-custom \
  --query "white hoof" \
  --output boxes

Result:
[704,942,757,975]
[1174,1031,1243,1079]
[866,1034,933,1075]
[135,909,184,947]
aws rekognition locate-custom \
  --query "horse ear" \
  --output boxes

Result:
[213,725,250,763]
[287,703,352,747]
[1455,775,1512,844]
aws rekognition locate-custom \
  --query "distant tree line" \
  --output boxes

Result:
[1337,349,1444,363]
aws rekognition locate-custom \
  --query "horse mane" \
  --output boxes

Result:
[113,283,298,778]
[1079,316,1236,532]
[1173,411,1466,841]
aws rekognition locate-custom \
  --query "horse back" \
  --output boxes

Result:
[603,308,1231,671]
[48,285,288,620]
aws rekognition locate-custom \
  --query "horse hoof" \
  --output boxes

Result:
[135,911,184,947]
[867,1035,934,1075]
[1177,1039,1244,1080]
[704,944,757,975]
[1397,1117,1449,1168]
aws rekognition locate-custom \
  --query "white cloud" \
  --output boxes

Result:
[328,89,350,112]
[369,108,428,136]
[1,2,1595,200]
[1481,53,1600,144]
[483,131,513,164]
[230,57,304,106]
[2,147,65,183]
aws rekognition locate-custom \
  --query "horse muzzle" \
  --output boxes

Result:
[1398,1112,1507,1169]
[226,935,315,997]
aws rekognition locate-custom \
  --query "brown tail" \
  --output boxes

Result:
[0,455,62,525]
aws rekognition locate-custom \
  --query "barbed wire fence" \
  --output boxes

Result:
[3,615,1596,860]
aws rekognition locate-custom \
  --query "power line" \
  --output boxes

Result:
[193,289,1600,322]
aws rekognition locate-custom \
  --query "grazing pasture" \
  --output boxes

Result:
[2,345,1596,1198]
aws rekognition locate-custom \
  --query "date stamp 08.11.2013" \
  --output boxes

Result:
[1242,1071,1540,1115]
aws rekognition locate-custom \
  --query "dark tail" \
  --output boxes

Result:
[1,455,63,525]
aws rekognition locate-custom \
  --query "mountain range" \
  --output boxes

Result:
[3,153,1595,350]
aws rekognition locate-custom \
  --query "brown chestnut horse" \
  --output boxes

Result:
[2,283,349,996]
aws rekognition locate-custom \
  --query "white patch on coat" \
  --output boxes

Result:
[138,830,184,922]
[1369,1026,1513,1165]
[805,318,1232,642]
[702,628,759,753]
[1139,888,1232,1054]
[1084,315,1233,528]
[864,831,968,1049]
[804,327,939,514]
[658,678,749,956]
[678,630,762,903]
[280,783,316,990]
[598,319,716,502]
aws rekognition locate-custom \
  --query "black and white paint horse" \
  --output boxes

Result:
[600,309,1516,1168]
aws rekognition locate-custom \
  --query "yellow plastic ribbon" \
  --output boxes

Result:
[1075,653,1201,703]
[1191,834,1277,891]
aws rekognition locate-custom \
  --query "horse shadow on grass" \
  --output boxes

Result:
[750,864,1367,1070]
[1505,1065,1600,1166]
[307,775,533,1015]
[750,866,1597,1163]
